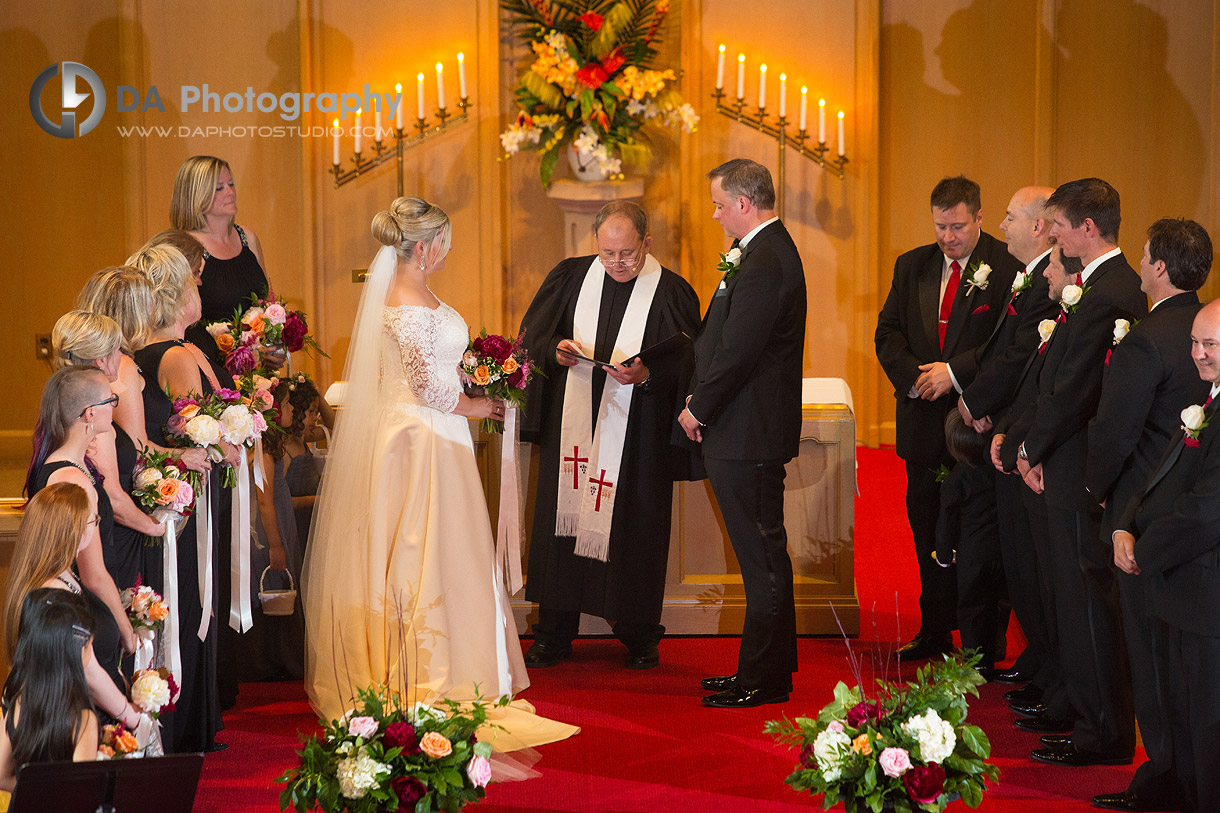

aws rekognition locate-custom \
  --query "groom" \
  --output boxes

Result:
[679,158,807,708]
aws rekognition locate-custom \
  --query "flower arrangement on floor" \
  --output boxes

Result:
[460,331,534,435]
[277,686,508,813]
[206,290,325,377]
[766,653,999,812]
[499,0,698,185]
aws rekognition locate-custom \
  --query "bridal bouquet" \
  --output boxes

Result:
[500,0,698,185]
[132,447,197,532]
[278,686,508,813]
[459,330,533,434]
[766,653,998,812]
[206,290,326,377]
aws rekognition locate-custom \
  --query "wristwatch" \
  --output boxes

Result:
[1017,443,1028,461]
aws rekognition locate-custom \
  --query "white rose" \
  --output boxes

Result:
[900,708,956,764]
[974,263,991,287]
[134,468,164,490]
[205,322,231,338]
[130,671,171,713]
[1061,284,1083,306]
[1011,271,1028,292]
[725,247,742,266]
[184,414,222,447]
[219,404,256,445]
[1113,319,1130,344]
[1182,404,1207,432]
[1038,319,1056,343]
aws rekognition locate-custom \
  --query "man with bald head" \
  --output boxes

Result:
[1113,297,1220,813]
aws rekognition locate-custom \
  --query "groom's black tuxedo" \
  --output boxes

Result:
[689,219,806,693]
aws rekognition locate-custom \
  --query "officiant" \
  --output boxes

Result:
[518,201,701,671]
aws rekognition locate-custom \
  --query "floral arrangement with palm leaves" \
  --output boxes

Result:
[499,0,698,185]
[766,652,999,812]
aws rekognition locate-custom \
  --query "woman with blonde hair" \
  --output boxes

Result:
[2,485,150,744]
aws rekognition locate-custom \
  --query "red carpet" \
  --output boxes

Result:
[195,446,1139,811]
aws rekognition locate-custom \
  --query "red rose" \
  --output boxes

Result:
[601,49,625,75]
[580,11,603,31]
[902,763,947,805]
[479,335,512,363]
[846,699,886,728]
[282,311,308,353]
[391,776,426,811]
[576,63,609,90]
[384,721,419,753]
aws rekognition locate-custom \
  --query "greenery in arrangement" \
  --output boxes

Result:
[499,0,698,185]
[278,686,510,813]
[766,653,999,812]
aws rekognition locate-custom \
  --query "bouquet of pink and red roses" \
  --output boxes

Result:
[205,290,325,377]
[459,330,534,434]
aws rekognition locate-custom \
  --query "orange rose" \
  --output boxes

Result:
[248,315,266,335]
[473,365,491,386]
[852,733,872,755]
[216,333,236,353]
[179,404,200,419]
[419,731,453,758]
[503,356,519,374]
[154,478,181,506]
[115,729,138,752]
[147,601,169,621]
[98,744,115,758]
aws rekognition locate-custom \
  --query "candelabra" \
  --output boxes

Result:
[331,97,473,196]
[711,86,848,220]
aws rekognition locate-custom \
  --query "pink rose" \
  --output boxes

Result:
[251,411,267,434]
[171,479,194,510]
[347,715,379,739]
[827,720,845,734]
[264,303,287,325]
[466,754,492,788]
[879,747,912,778]
[254,389,275,410]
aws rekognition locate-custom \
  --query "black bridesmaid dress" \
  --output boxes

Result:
[184,224,269,366]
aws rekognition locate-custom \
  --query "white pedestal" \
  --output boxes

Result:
[545,179,645,256]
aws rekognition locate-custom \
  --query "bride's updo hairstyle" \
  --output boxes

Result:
[371,197,452,267]
[125,244,195,333]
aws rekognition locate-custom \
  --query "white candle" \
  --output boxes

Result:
[799,86,808,131]
[778,73,787,119]
[332,119,340,165]
[374,105,381,142]
[436,62,446,110]
[716,45,726,89]
[354,109,362,154]
[457,53,467,99]
[736,54,745,100]
[838,111,846,156]
[395,83,403,130]
[417,73,425,120]
[818,98,826,143]
[758,64,767,109]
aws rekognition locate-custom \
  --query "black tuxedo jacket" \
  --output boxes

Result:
[1008,253,1147,510]
[1086,292,1207,536]
[689,220,806,461]
[960,253,1061,421]
[1120,397,1220,636]
[875,231,1022,462]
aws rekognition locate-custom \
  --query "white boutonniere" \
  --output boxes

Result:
[964,262,991,293]
[1111,318,1137,346]
[1060,282,1091,314]
[717,247,742,280]
[1010,269,1032,297]
[1181,403,1210,447]
[1037,318,1056,354]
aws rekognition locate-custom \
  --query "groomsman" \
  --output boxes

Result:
[1114,298,1220,813]
[679,158,805,708]
[1008,178,1146,767]
[1087,219,1211,812]
[875,176,1021,660]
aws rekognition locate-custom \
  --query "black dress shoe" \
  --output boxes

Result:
[1013,712,1074,733]
[523,641,572,668]
[992,666,1031,683]
[1009,701,1049,718]
[1030,744,1132,766]
[1091,790,1181,811]
[701,686,789,708]
[701,673,738,691]
[1039,733,1072,748]
[625,643,659,670]
[897,633,953,660]
[1003,684,1042,703]
[975,665,1000,682]
[203,741,230,753]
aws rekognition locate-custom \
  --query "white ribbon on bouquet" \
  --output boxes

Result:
[155,509,183,687]
[229,446,254,633]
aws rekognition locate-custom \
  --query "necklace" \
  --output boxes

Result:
[56,573,81,594]
[63,460,96,485]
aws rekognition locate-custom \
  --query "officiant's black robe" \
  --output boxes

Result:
[519,255,701,624]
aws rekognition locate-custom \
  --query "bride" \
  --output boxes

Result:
[302,197,576,750]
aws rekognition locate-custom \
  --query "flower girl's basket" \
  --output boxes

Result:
[258,566,297,616]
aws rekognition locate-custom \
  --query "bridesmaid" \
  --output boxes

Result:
[277,375,322,542]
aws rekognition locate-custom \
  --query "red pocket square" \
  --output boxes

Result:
[971,304,990,315]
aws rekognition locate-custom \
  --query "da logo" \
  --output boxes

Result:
[29,62,107,138]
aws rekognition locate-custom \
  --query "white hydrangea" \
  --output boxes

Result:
[812,725,852,780]
[336,747,390,800]
[900,708,956,764]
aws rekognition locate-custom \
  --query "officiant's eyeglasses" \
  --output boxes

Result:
[600,247,642,268]
[79,394,119,416]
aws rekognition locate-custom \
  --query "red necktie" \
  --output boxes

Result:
[1075,273,1083,285]
[939,261,961,350]
[1207,392,1214,407]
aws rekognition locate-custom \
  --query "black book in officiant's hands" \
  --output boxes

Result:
[557,332,692,370]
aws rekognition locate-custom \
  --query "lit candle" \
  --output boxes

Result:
[395,83,403,130]
[758,64,767,109]
[417,73,425,120]
[736,54,745,100]
[716,45,726,89]
[457,53,467,99]
[778,73,787,119]
[799,86,808,131]
[838,110,846,156]
[374,104,381,142]
[332,119,340,165]
[818,98,826,143]
[436,62,446,110]
[354,109,362,154]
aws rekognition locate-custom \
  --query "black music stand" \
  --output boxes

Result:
[9,753,203,813]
